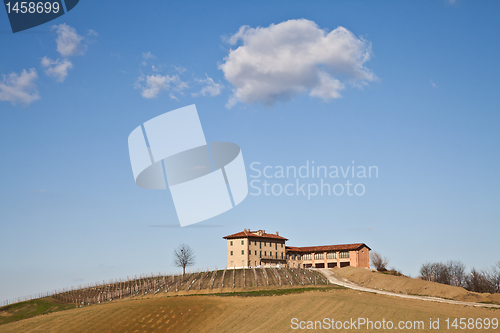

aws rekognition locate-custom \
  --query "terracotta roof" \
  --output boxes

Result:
[223,230,288,241]
[285,243,370,252]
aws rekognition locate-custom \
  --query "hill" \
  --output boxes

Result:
[330,267,500,304]
[0,267,328,326]
[1,285,498,332]
[1,267,499,332]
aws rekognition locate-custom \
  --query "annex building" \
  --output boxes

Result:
[223,229,370,269]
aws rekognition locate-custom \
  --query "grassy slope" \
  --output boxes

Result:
[1,287,498,333]
[0,298,74,326]
[331,267,500,304]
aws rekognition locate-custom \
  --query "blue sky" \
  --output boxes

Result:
[1,0,499,302]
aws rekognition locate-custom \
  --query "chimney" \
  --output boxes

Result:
[276,231,279,235]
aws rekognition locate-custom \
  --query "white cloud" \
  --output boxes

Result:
[219,19,376,107]
[309,71,344,100]
[142,52,156,60]
[136,73,188,99]
[0,69,40,106]
[53,23,86,57]
[41,57,73,82]
[192,74,224,97]
[430,80,437,88]
[41,24,94,82]
[174,66,187,74]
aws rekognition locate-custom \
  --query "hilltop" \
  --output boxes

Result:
[1,267,499,332]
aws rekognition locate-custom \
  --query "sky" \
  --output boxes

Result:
[1,0,499,303]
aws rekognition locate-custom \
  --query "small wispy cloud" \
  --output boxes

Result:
[347,226,373,231]
[136,53,223,101]
[0,69,40,106]
[142,52,156,60]
[430,80,437,88]
[135,73,188,99]
[53,23,87,57]
[42,24,95,82]
[192,74,224,97]
[149,224,224,228]
[174,66,187,74]
[41,57,73,82]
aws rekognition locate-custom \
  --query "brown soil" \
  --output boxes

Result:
[1,288,498,333]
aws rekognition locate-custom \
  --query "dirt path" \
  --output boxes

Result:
[315,268,500,309]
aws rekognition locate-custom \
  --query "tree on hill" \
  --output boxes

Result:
[173,244,195,275]
[371,251,389,271]
[419,260,500,294]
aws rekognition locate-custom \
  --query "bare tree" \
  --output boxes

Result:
[173,244,195,275]
[448,261,467,287]
[419,260,500,294]
[466,268,497,294]
[420,261,465,286]
[371,251,389,271]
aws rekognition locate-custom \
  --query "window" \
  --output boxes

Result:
[260,251,262,257]
[286,254,290,259]
[302,253,312,260]
[230,241,233,246]
[241,240,244,245]
[297,254,301,260]
[264,251,267,256]
[314,253,324,260]
[264,242,266,247]
[255,241,257,245]
[255,250,257,255]
[291,254,295,260]
[275,243,277,250]
[327,252,337,259]
[259,242,262,249]
[230,251,233,255]
[241,250,244,255]
[340,251,350,258]
[270,252,273,257]
[281,243,283,248]
[280,252,283,259]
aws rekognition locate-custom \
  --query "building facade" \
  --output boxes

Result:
[223,229,370,269]
[223,229,288,268]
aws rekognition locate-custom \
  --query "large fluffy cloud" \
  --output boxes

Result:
[0,69,40,106]
[220,19,376,107]
[41,57,73,82]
